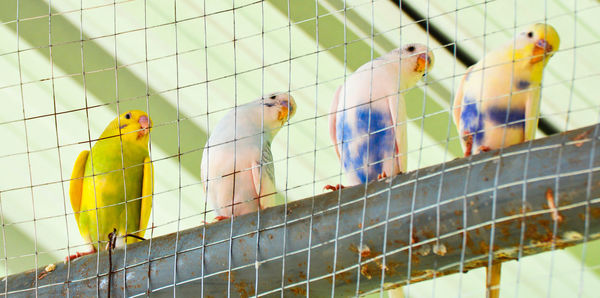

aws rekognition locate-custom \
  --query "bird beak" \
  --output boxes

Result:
[277,99,296,122]
[137,115,151,139]
[278,105,288,121]
[531,39,553,64]
[415,53,431,72]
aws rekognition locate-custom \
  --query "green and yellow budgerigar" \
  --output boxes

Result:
[67,110,153,261]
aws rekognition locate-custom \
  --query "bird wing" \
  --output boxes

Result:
[453,66,474,133]
[524,86,541,141]
[252,144,275,209]
[200,147,209,193]
[69,150,89,223]
[138,156,153,239]
[453,66,476,154]
[329,86,342,160]
[386,93,407,173]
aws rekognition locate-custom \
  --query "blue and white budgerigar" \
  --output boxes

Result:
[452,23,559,298]
[453,23,560,156]
[201,93,296,220]
[326,44,434,190]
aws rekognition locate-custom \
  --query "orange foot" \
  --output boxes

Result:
[65,248,97,262]
[464,131,473,157]
[323,184,345,191]
[377,171,388,180]
[478,145,491,152]
[214,215,230,221]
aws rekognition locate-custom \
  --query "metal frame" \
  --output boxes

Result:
[2,124,599,296]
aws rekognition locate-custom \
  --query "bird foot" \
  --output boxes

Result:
[214,215,230,222]
[106,228,118,298]
[377,171,388,180]
[478,145,491,152]
[105,229,118,251]
[463,131,473,157]
[323,184,345,191]
[64,248,97,262]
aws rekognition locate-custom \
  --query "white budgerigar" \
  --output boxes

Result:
[325,44,434,190]
[452,23,560,298]
[201,93,296,220]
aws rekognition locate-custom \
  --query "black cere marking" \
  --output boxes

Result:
[125,113,131,119]
[527,31,533,38]
[407,45,415,52]
[264,102,276,107]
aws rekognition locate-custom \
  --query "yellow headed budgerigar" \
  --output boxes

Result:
[453,23,559,156]
[452,23,560,298]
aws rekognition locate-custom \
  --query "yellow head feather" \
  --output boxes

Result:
[99,110,153,145]
[508,24,559,66]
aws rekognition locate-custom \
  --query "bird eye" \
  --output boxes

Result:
[527,31,533,38]
[422,73,427,78]
[125,113,131,119]
[407,45,415,52]
[270,95,277,100]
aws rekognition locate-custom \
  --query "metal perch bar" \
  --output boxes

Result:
[3,124,600,297]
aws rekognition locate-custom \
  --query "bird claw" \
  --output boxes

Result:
[478,145,491,152]
[377,171,388,180]
[323,184,345,191]
[463,131,473,157]
[105,229,117,251]
[214,215,230,222]
[64,249,97,262]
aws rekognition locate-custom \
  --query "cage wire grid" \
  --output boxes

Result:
[0,0,598,297]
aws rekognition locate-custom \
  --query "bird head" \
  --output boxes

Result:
[387,43,435,89]
[260,92,297,130]
[100,110,153,145]
[513,23,560,66]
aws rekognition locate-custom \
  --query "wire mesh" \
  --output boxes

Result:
[0,0,599,297]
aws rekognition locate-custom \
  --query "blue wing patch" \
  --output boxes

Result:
[486,107,525,129]
[337,105,395,184]
[460,96,485,147]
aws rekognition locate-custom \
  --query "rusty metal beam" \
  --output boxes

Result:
[3,124,600,297]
